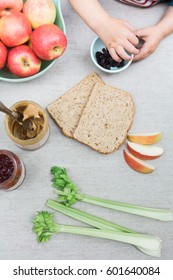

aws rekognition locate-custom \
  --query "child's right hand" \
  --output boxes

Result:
[97,17,139,62]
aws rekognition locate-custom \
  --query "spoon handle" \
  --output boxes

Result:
[0,101,19,119]
[0,101,34,131]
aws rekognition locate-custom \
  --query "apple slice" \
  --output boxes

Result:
[127,132,162,145]
[123,149,155,174]
[127,141,164,160]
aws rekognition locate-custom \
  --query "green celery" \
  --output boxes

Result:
[47,199,135,233]
[33,211,162,255]
[51,166,173,222]
[47,199,161,257]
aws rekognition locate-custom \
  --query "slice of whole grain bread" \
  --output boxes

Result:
[47,72,103,138]
[73,83,135,154]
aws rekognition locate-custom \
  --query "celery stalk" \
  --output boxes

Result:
[47,200,161,257]
[51,166,173,222]
[47,199,135,233]
[61,226,162,252]
[75,193,173,222]
[33,211,162,255]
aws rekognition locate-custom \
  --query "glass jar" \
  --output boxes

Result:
[0,150,26,191]
[4,100,50,150]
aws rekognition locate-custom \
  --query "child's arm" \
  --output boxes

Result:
[134,6,173,61]
[68,0,139,62]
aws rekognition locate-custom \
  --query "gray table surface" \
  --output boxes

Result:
[0,0,173,260]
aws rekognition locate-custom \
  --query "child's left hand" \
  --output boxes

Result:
[133,26,163,61]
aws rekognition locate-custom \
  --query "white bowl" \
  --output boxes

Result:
[90,37,133,74]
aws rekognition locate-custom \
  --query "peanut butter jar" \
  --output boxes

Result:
[0,150,26,191]
[5,100,50,150]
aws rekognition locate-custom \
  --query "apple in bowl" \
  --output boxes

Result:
[0,0,23,17]
[7,45,41,78]
[23,0,56,29]
[31,24,67,60]
[0,12,32,47]
[0,41,8,69]
[0,0,67,82]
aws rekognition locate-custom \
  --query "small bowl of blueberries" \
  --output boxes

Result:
[90,37,133,73]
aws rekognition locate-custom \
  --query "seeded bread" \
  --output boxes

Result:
[73,83,135,154]
[47,73,104,138]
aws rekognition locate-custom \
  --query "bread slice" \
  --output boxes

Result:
[73,83,135,154]
[47,72,103,138]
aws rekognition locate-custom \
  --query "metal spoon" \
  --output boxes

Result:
[0,101,33,131]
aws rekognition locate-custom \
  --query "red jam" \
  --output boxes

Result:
[0,150,25,191]
[0,154,15,183]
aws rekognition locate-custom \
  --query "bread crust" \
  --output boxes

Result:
[73,83,135,154]
[47,73,135,154]
[47,72,104,138]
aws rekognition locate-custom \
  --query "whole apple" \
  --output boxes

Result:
[0,41,8,69]
[0,0,23,17]
[31,24,67,60]
[0,12,32,47]
[7,45,41,78]
[23,0,56,29]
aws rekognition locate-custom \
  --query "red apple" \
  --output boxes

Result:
[23,0,56,29]
[0,0,23,17]
[7,45,41,78]
[0,41,8,69]
[123,149,155,174]
[31,24,67,60]
[0,12,32,47]
[127,141,164,160]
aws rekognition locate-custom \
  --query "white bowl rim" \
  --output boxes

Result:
[0,61,56,83]
[90,36,133,74]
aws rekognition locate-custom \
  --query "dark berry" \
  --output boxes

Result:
[96,51,102,60]
[95,47,125,70]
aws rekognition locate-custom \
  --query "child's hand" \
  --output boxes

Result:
[134,26,163,61]
[97,17,139,62]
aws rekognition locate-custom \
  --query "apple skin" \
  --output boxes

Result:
[0,41,8,69]
[123,149,155,174]
[0,12,32,47]
[127,132,162,145]
[7,45,41,78]
[31,24,67,60]
[127,141,164,160]
[23,0,56,29]
[0,0,23,17]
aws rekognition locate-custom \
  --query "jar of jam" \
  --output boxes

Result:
[0,150,26,191]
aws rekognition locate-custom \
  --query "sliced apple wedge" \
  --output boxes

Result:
[127,132,162,145]
[123,149,155,174]
[127,141,164,160]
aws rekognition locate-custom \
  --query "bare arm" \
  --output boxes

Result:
[157,6,173,37]
[68,0,110,32]
[68,0,139,61]
[134,6,173,61]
